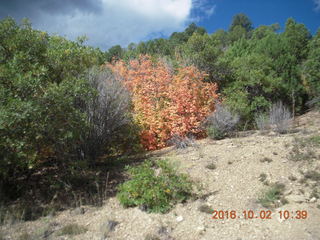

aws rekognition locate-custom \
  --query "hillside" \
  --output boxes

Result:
[1,110,320,240]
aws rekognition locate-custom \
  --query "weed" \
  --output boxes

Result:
[255,112,270,131]
[269,101,293,134]
[18,232,32,240]
[145,234,161,240]
[259,173,267,182]
[260,157,273,163]
[310,189,320,199]
[263,181,270,186]
[288,176,297,181]
[198,204,214,214]
[289,135,320,162]
[206,163,217,170]
[280,197,289,205]
[117,159,193,213]
[304,171,320,181]
[58,223,87,236]
[258,183,286,208]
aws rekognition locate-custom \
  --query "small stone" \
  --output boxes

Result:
[197,226,206,233]
[176,216,184,222]
[101,220,119,237]
[310,197,317,203]
[106,220,119,232]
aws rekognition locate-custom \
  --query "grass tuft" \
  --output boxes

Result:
[58,223,87,236]
[258,183,286,208]
[206,163,217,170]
[198,204,214,214]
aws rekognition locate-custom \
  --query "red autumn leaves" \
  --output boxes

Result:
[108,55,218,150]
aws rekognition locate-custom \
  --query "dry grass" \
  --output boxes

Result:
[58,223,87,236]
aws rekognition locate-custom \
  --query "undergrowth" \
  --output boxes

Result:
[117,159,193,213]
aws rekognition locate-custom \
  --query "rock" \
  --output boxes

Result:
[158,226,169,235]
[310,197,317,203]
[176,216,184,222]
[139,204,149,212]
[286,195,307,203]
[106,220,119,232]
[197,226,206,233]
[100,220,119,238]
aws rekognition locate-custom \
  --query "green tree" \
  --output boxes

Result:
[302,29,320,98]
[223,53,282,124]
[178,32,222,82]
[280,18,311,115]
[0,18,103,181]
[105,45,124,62]
[229,13,254,32]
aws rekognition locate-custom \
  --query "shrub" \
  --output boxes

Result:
[0,18,103,182]
[82,67,136,160]
[117,159,193,213]
[269,101,293,134]
[255,112,270,130]
[109,55,218,150]
[167,134,195,149]
[205,103,239,139]
[306,96,320,111]
[289,136,319,162]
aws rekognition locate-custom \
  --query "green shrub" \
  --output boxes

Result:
[0,18,104,180]
[117,159,193,213]
[258,183,286,208]
[207,126,225,140]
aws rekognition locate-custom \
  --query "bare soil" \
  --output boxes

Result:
[1,111,320,240]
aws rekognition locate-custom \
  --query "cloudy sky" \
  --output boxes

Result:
[0,0,319,50]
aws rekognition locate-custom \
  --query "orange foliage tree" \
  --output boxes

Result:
[108,55,218,150]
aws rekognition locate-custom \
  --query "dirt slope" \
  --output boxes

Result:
[1,111,320,240]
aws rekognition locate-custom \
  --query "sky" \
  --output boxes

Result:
[0,0,319,50]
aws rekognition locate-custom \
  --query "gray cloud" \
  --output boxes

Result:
[0,0,214,50]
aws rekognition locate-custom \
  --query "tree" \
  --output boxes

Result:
[105,45,124,62]
[170,23,206,45]
[229,13,253,32]
[281,18,311,115]
[302,29,320,98]
[222,53,282,124]
[0,17,104,181]
[177,32,223,82]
